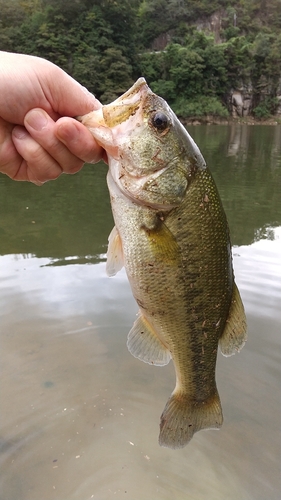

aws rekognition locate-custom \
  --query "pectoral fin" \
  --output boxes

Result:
[106,226,124,277]
[219,283,247,357]
[127,313,171,366]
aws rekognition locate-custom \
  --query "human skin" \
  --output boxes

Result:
[0,51,105,185]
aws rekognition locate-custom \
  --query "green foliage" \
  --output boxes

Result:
[0,0,26,51]
[0,0,280,118]
[96,47,134,103]
[150,79,176,101]
[172,96,229,118]
[253,97,279,119]
[222,36,252,88]
[251,32,281,88]
[138,0,173,46]
[140,34,232,111]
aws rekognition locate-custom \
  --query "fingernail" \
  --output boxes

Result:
[57,122,79,144]
[25,109,48,131]
[13,126,28,139]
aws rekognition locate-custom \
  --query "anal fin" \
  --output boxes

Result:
[127,313,171,366]
[106,226,124,277]
[219,282,247,357]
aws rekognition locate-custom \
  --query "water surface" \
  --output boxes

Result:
[0,125,280,499]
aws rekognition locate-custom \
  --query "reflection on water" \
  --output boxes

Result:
[188,124,281,246]
[1,125,281,499]
[0,163,113,260]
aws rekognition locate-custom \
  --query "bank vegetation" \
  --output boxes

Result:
[1,0,280,120]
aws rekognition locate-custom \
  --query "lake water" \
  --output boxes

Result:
[0,124,280,500]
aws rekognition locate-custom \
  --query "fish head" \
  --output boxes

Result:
[78,78,206,209]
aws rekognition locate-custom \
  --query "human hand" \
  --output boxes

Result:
[0,51,105,185]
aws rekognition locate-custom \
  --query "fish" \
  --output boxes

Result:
[77,78,247,449]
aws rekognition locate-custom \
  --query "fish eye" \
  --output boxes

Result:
[152,112,169,131]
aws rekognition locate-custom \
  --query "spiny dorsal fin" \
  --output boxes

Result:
[219,282,247,357]
[127,313,171,366]
[106,226,124,277]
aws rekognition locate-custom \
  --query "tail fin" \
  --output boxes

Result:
[159,390,223,449]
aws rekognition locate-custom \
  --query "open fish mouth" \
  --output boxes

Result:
[77,78,149,131]
[102,78,149,128]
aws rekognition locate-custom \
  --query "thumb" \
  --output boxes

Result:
[43,64,102,117]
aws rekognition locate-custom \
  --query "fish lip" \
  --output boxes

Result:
[107,78,148,106]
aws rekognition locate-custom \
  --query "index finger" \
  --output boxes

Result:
[55,117,105,164]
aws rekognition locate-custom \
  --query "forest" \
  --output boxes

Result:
[0,0,281,119]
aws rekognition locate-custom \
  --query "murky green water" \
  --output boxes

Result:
[0,124,280,500]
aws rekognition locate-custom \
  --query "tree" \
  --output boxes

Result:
[0,0,280,117]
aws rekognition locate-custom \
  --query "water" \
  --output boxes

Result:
[0,124,280,500]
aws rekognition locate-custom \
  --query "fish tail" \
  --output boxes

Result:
[159,390,223,449]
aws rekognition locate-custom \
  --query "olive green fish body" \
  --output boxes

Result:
[108,165,232,447]
[78,78,247,448]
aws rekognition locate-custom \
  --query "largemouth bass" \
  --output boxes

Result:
[78,78,247,449]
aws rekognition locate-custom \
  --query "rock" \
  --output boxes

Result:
[230,87,253,117]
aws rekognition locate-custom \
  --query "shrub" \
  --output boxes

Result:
[253,97,278,119]
[172,96,229,118]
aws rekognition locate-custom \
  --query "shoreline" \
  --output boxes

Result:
[181,116,281,126]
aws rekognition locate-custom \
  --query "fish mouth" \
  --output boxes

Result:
[77,78,150,154]
[102,78,149,128]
